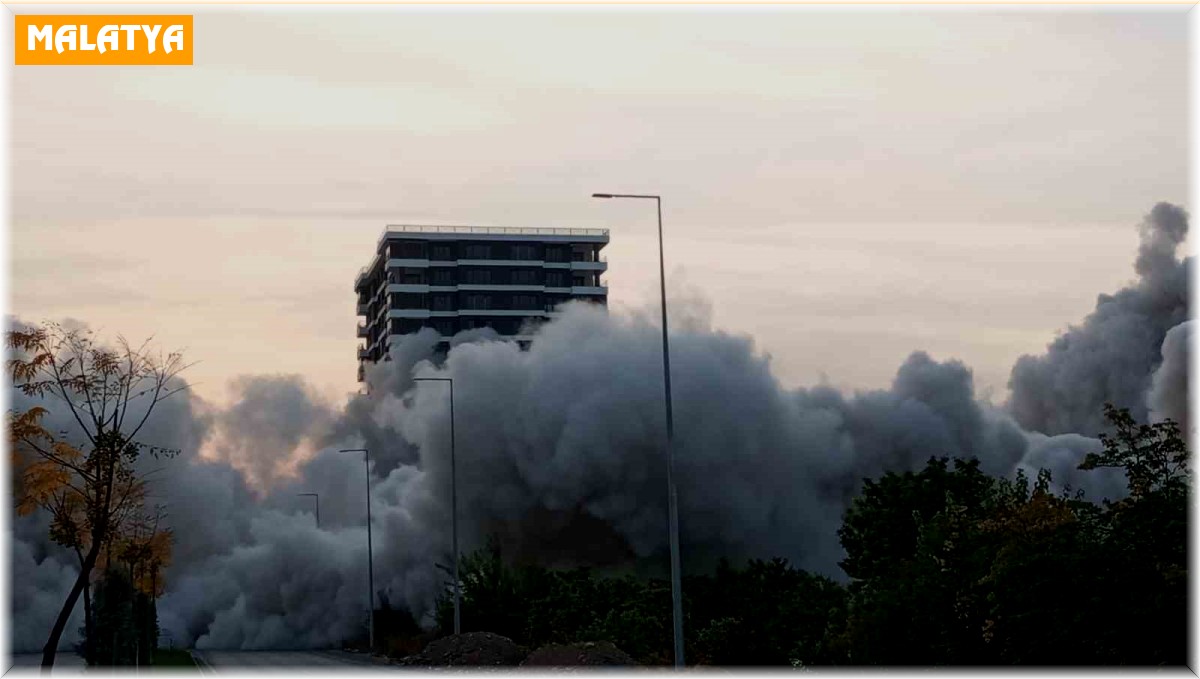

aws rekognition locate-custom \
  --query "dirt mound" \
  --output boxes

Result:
[521,641,637,667]
[398,632,526,667]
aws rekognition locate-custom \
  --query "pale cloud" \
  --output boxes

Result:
[9,7,1188,405]
[112,67,510,132]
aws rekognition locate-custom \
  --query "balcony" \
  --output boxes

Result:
[355,254,382,287]
[458,309,551,317]
[356,323,368,338]
[357,346,370,360]
[357,302,369,315]
[570,260,607,272]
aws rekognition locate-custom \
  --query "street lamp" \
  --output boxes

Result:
[592,192,684,668]
[413,376,460,635]
[298,493,320,528]
[339,448,375,652]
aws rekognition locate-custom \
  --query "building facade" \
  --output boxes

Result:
[355,225,609,381]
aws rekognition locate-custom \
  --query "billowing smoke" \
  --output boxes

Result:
[11,513,84,653]
[205,375,336,493]
[1148,320,1192,434]
[10,202,1187,652]
[1008,202,1191,436]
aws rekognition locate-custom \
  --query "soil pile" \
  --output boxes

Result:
[521,641,636,667]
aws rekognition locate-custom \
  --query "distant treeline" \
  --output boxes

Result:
[398,404,1187,666]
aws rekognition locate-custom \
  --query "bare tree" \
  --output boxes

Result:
[7,323,190,669]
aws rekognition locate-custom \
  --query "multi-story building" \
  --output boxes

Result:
[355,225,609,381]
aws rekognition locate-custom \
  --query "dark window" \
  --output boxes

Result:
[463,269,491,285]
[512,269,540,285]
[464,244,491,259]
[390,241,426,259]
[513,294,538,310]
[432,294,455,311]
[465,294,492,310]
[545,247,567,263]
[393,293,427,309]
[512,244,538,260]
[431,268,455,285]
[546,272,566,287]
[431,244,454,260]
[401,268,426,284]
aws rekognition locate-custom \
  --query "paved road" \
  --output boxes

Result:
[193,650,396,672]
[8,653,88,674]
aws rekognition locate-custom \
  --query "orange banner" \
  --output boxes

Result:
[15,15,193,66]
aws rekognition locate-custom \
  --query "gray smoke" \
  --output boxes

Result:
[151,303,1123,650]
[1008,202,1191,436]
[11,513,83,653]
[10,202,1186,652]
[1148,320,1192,434]
[205,375,336,493]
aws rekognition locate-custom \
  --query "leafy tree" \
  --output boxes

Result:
[1081,404,1188,499]
[1078,405,1188,664]
[686,558,846,666]
[580,575,671,663]
[434,535,525,637]
[431,539,845,666]
[834,405,1188,666]
[418,404,1187,667]
[95,501,173,666]
[12,406,152,665]
[89,567,159,666]
[972,470,1106,663]
[835,457,995,664]
[7,323,188,668]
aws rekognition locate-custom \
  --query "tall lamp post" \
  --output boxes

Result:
[339,448,375,652]
[298,493,320,528]
[413,376,460,635]
[591,192,684,668]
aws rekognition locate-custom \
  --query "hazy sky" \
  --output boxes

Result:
[11,6,1188,406]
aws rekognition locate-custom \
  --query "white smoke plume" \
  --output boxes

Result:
[9,203,1186,651]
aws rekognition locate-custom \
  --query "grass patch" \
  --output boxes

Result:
[152,649,197,668]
